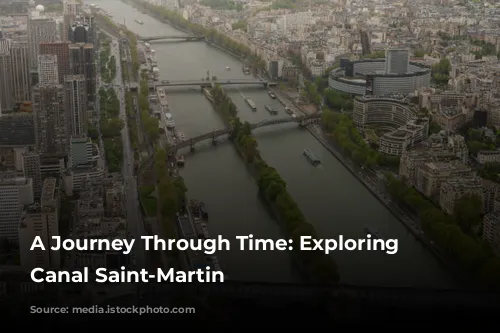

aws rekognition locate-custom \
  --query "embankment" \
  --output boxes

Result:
[206,84,340,285]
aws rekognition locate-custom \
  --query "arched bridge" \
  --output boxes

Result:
[170,114,321,152]
[154,79,278,89]
[140,35,205,42]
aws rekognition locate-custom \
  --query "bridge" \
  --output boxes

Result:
[170,114,321,152]
[140,35,205,42]
[154,79,278,89]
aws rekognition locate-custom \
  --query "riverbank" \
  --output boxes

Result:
[125,0,266,71]
[208,84,340,285]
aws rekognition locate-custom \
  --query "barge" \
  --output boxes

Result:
[245,98,257,111]
[303,148,320,166]
[265,105,278,115]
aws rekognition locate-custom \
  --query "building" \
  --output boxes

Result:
[352,96,416,129]
[105,182,125,217]
[69,16,96,45]
[63,74,87,140]
[385,48,409,75]
[28,17,57,70]
[32,85,67,155]
[483,212,500,252]
[39,42,71,84]
[482,179,499,214]
[0,113,35,147]
[378,118,429,156]
[432,104,473,133]
[0,47,12,112]
[21,148,42,199]
[19,178,60,271]
[69,43,95,105]
[415,160,474,200]
[477,150,500,164]
[329,58,431,96]
[10,40,31,106]
[68,136,93,167]
[439,177,483,215]
[0,175,34,242]
[37,54,58,86]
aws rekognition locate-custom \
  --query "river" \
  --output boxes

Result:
[93,0,459,288]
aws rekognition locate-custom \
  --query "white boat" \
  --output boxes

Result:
[157,88,168,107]
[165,113,175,129]
[152,66,160,79]
[225,66,231,71]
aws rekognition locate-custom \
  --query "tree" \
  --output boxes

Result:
[453,194,482,233]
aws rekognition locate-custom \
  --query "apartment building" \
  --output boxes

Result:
[19,178,61,271]
[63,74,87,140]
[439,176,483,215]
[477,150,500,164]
[482,179,499,214]
[0,175,34,242]
[39,42,71,84]
[28,17,57,69]
[415,160,474,199]
[37,54,58,86]
[483,212,500,252]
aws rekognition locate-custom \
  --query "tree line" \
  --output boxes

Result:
[210,84,340,284]
[137,1,266,70]
[138,71,160,144]
[98,88,125,173]
[386,174,500,290]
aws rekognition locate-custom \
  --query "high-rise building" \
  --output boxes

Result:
[62,0,80,42]
[28,17,57,69]
[0,49,12,113]
[64,74,87,139]
[32,85,67,155]
[10,40,31,106]
[21,148,42,199]
[37,54,58,86]
[19,178,61,271]
[69,43,95,104]
[385,48,409,75]
[0,175,34,242]
[39,42,70,84]
[69,16,96,45]
[69,136,93,167]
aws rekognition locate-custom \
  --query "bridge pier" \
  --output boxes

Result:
[189,140,195,152]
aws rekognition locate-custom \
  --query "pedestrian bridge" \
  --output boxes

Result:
[140,35,205,42]
[170,114,321,152]
[154,79,278,89]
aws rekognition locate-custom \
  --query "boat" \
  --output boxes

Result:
[245,98,257,111]
[152,66,160,80]
[364,226,383,239]
[157,88,168,107]
[176,155,185,166]
[225,66,231,71]
[165,112,175,129]
[268,90,276,99]
[284,106,293,115]
[265,105,278,115]
[303,148,320,166]
[242,66,251,75]
[189,200,208,220]
[135,19,143,25]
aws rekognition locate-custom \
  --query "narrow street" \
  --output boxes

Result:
[109,38,146,270]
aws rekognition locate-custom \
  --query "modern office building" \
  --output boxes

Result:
[39,42,70,84]
[63,74,87,139]
[0,49,12,112]
[69,43,96,104]
[32,85,67,155]
[10,40,31,106]
[0,175,34,242]
[329,57,431,96]
[37,54,58,86]
[0,113,35,147]
[385,48,409,75]
[21,148,42,199]
[28,17,57,69]
[19,178,61,271]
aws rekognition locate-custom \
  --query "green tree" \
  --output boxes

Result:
[453,194,483,233]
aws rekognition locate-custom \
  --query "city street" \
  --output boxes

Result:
[109,38,146,270]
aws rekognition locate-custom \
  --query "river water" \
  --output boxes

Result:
[93,0,459,288]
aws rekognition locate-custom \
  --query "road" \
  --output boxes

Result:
[110,38,146,270]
